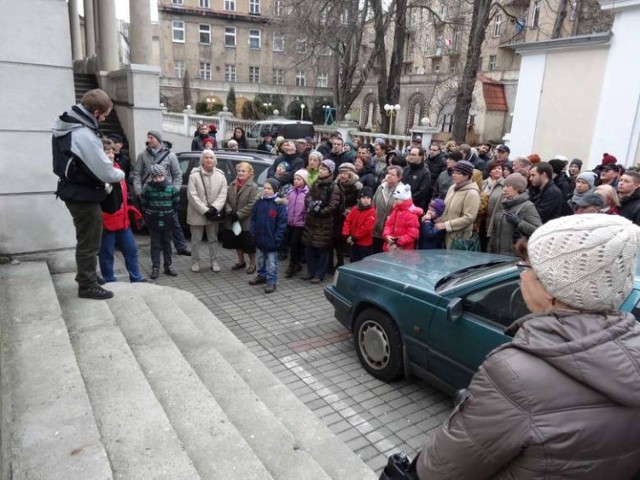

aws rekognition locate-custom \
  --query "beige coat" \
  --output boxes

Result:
[417,311,640,479]
[440,181,480,248]
[224,179,258,232]
[186,166,228,226]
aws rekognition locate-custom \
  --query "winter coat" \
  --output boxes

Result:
[402,163,432,210]
[440,181,481,249]
[426,153,447,190]
[267,152,304,186]
[467,152,486,178]
[417,311,640,480]
[488,193,542,256]
[132,146,182,196]
[101,163,140,232]
[530,181,563,224]
[338,175,362,212]
[51,104,125,202]
[306,167,319,186]
[301,176,341,249]
[483,177,505,238]
[286,185,309,227]
[191,134,215,151]
[372,182,396,239]
[357,170,377,190]
[342,205,376,247]
[433,169,453,200]
[620,188,640,226]
[186,166,228,226]
[250,195,287,252]
[224,178,258,232]
[140,181,179,230]
[418,219,445,250]
[382,199,423,251]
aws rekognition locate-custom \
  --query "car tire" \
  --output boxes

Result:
[354,308,404,382]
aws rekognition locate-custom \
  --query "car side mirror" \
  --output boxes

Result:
[446,297,463,323]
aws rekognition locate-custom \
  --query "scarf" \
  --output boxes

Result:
[453,179,472,191]
[571,186,594,205]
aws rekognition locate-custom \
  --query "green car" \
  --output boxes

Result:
[324,250,640,394]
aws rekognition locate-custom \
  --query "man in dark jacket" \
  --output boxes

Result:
[548,157,573,215]
[618,171,640,226]
[52,89,125,300]
[327,135,349,170]
[433,151,461,200]
[257,132,274,153]
[425,143,447,193]
[402,146,431,210]
[459,143,486,178]
[529,162,563,223]
[191,123,216,151]
[266,140,304,187]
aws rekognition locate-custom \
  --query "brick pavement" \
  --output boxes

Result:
[124,235,452,473]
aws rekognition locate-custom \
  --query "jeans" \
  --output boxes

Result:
[190,223,219,266]
[305,246,330,280]
[149,228,173,268]
[65,201,103,288]
[256,249,278,285]
[350,245,373,262]
[172,212,189,252]
[99,228,144,282]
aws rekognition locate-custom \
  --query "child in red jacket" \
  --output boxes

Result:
[342,186,377,262]
[382,183,423,252]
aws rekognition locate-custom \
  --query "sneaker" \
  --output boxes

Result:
[310,277,322,284]
[177,249,192,256]
[78,285,114,300]
[211,261,221,273]
[150,268,160,279]
[164,266,178,277]
[191,264,200,273]
[248,275,267,286]
[264,284,277,294]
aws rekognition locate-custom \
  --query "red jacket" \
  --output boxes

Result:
[342,205,376,247]
[382,199,423,251]
[102,164,142,232]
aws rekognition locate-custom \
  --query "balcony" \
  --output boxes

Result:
[426,47,444,58]
[159,4,269,24]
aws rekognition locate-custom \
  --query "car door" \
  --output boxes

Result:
[426,278,526,390]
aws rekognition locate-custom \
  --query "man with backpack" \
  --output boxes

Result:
[132,130,191,256]
[52,89,125,300]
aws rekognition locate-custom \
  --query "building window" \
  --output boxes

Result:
[295,38,307,54]
[225,64,236,82]
[198,0,210,7]
[249,30,261,49]
[493,14,502,37]
[452,29,461,51]
[317,73,328,88]
[199,24,211,44]
[295,71,306,86]
[171,0,183,4]
[274,0,283,16]
[224,0,236,11]
[249,0,260,15]
[273,32,284,52]
[488,55,497,71]
[433,63,441,73]
[172,21,185,43]
[199,62,211,80]
[532,0,541,28]
[449,64,457,74]
[225,27,236,47]
[272,68,284,85]
[174,60,185,78]
[249,66,261,83]
[340,8,349,25]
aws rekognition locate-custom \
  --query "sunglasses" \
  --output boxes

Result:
[515,260,532,273]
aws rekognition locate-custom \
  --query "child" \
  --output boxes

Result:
[285,170,310,277]
[140,164,180,279]
[248,178,288,293]
[202,136,216,150]
[275,161,292,194]
[99,139,146,283]
[382,183,423,252]
[418,199,446,249]
[343,186,376,262]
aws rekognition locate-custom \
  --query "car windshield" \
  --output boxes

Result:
[435,260,516,294]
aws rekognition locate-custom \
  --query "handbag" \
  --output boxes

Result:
[200,171,225,222]
[450,232,481,251]
[378,453,418,480]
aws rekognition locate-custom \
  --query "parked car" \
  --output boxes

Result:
[324,250,640,394]
[175,150,274,229]
[246,118,315,149]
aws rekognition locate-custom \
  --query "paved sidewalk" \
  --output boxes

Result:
[124,236,452,473]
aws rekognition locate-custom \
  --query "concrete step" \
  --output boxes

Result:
[52,273,201,480]
[155,287,377,480]
[0,262,112,480]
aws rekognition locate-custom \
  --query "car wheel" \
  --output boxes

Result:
[354,308,404,382]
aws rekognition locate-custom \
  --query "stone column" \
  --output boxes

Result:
[129,0,153,65]
[83,0,96,56]
[97,0,119,71]
[69,0,83,60]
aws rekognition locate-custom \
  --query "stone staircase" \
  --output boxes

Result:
[73,73,125,140]
[0,261,376,480]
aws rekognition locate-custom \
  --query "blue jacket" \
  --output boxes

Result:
[250,195,288,252]
[418,220,445,249]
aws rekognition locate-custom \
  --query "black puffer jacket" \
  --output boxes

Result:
[620,188,640,226]
[302,176,341,249]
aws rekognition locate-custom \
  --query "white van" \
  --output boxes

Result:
[246,118,315,149]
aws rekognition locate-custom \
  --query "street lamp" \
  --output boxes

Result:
[263,102,272,112]
[322,105,334,125]
[384,104,401,135]
[300,103,306,121]
[206,97,216,112]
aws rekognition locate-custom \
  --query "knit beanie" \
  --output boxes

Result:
[321,159,336,175]
[548,159,567,175]
[264,177,280,193]
[570,158,583,169]
[453,160,474,177]
[504,173,528,193]
[392,182,412,201]
[338,162,356,173]
[148,130,163,143]
[202,136,214,146]
[602,153,617,165]
[150,164,167,177]
[294,169,309,185]
[528,214,640,312]
[428,199,446,217]
[577,171,597,188]
[359,186,373,198]
[276,161,290,172]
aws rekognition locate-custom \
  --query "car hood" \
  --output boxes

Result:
[338,250,512,292]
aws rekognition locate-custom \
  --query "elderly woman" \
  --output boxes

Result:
[186,149,228,273]
[488,173,541,255]
[223,161,259,274]
[595,184,621,214]
[480,162,505,250]
[417,214,640,479]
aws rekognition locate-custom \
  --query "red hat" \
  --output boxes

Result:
[202,136,215,147]
[602,153,617,165]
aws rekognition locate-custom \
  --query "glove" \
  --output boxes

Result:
[230,212,240,222]
[312,200,323,214]
[346,236,354,245]
[504,212,522,225]
[105,183,113,194]
[204,206,218,221]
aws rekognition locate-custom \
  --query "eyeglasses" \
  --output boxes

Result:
[515,261,532,273]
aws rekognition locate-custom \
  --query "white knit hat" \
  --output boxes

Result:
[528,214,640,312]
[294,169,309,185]
[392,182,412,201]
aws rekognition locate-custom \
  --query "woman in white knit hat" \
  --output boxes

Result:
[416,214,640,479]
